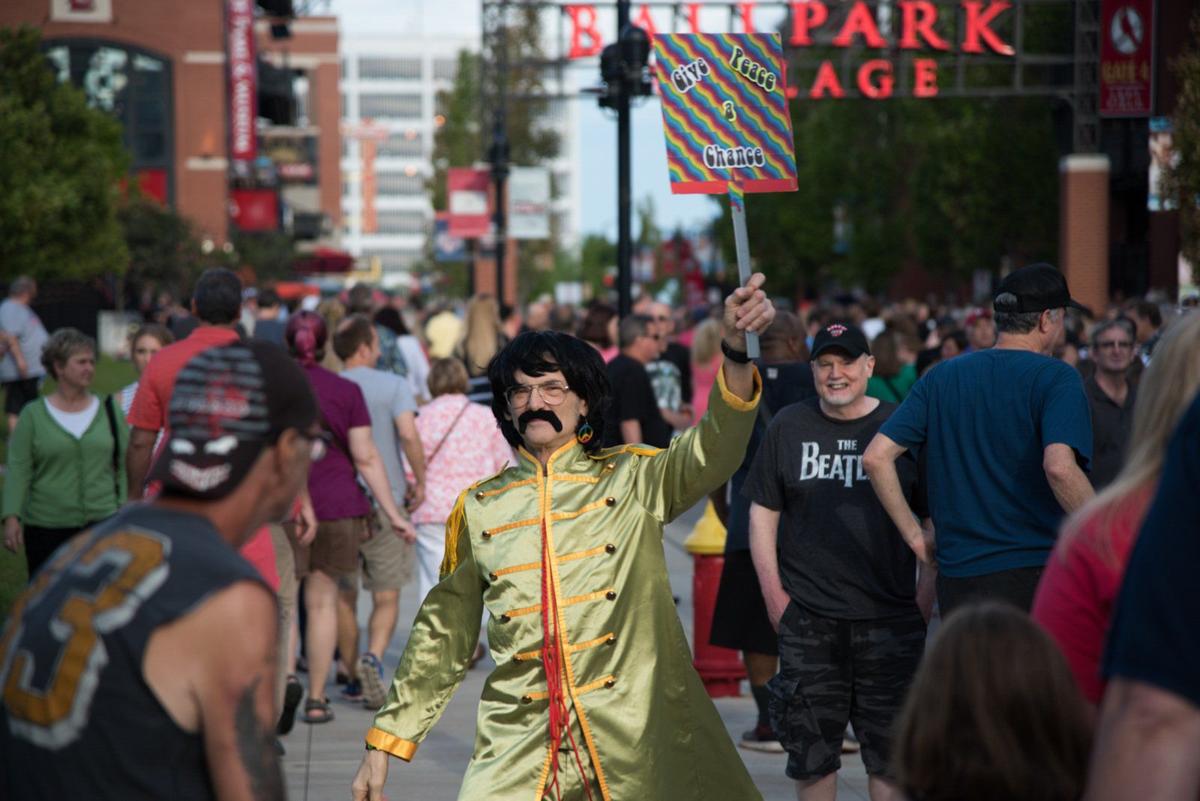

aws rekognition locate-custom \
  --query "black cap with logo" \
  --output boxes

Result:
[810,321,871,360]
[149,341,319,500]
[993,262,1088,314]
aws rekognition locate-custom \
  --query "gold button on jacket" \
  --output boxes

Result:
[366,367,764,801]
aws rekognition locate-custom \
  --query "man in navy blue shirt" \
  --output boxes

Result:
[1085,390,1200,800]
[863,263,1095,614]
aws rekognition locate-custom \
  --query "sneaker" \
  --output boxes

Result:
[358,652,388,710]
[277,674,303,735]
[842,729,861,754]
[340,679,363,702]
[740,723,785,753]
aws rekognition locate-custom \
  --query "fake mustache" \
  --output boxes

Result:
[517,409,563,433]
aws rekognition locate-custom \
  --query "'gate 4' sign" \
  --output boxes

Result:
[653,33,798,195]
[1099,0,1154,117]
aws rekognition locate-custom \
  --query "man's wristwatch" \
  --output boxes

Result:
[721,339,752,364]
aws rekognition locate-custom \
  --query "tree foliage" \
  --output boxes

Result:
[713,97,1059,295]
[1164,9,1200,278]
[0,26,129,280]
[119,195,232,295]
[427,6,562,300]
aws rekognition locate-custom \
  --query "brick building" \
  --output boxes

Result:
[0,0,342,246]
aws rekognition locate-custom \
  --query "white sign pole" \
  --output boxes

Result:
[730,192,760,359]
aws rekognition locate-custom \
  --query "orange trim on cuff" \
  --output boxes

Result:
[365,727,418,761]
[716,362,762,412]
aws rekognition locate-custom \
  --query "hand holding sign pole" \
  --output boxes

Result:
[653,33,799,359]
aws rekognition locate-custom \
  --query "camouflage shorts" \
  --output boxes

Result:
[767,602,926,779]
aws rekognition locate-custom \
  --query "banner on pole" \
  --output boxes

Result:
[447,167,492,238]
[508,166,552,240]
[434,213,469,262]
[227,0,258,165]
[653,33,798,195]
[1099,0,1154,117]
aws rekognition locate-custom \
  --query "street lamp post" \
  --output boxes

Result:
[488,0,511,304]
[599,1,652,317]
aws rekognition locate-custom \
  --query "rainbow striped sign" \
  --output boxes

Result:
[654,33,798,195]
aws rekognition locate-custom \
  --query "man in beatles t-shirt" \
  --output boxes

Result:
[746,322,928,801]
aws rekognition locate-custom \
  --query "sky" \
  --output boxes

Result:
[331,0,719,240]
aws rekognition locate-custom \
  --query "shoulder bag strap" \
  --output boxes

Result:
[427,400,472,466]
[103,394,121,502]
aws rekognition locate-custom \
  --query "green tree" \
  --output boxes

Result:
[231,230,297,283]
[427,6,562,301]
[715,97,1057,295]
[1165,9,1200,278]
[119,196,212,295]
[0,26,129,280]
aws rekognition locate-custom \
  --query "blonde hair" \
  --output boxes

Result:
[1058,312,1200,563]
[460,295,502,377]
[428,357,469,397]
[691,318,723,365]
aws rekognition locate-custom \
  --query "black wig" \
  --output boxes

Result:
[487,330,611,453]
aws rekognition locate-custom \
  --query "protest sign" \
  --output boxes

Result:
[654,32,798,356]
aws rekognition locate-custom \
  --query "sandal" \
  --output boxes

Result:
[277,675,303,735]
[302,697,334,724]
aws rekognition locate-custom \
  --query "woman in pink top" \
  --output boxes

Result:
[408,358,514,603]
[1033,313,1200,706]
[689,318,723,422]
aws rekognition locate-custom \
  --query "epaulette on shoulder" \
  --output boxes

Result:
[439,465,513,578]
[588,443,664,461]
[469,463,514,493]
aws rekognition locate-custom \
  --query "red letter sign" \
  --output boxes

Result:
[833,2,887,48]
[858,59,894,99]
[913,58,939,97]
[789,1,829,46]
[900,1,950,51]
[567,5,604,59]
[961,1,1014,55]
[809,61,846,99]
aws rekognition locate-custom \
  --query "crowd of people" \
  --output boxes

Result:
[0,263,1197,801]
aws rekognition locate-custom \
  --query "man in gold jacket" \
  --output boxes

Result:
[352,275,775,801]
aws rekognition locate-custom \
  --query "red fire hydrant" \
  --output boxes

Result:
[685,500,746,697]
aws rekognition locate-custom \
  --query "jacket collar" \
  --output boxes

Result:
[517,439,593,475]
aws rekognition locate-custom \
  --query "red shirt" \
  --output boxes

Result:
[127,326,278,590]
[1032,487,1153,704]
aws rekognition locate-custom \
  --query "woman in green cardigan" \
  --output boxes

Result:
[2,328,127,577]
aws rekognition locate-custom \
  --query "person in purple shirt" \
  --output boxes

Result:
[285,312,412,724]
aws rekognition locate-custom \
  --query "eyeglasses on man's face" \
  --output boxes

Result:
[1095,340,1134,351]
[506,381,572,407]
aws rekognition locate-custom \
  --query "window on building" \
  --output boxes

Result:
[363,248,423,272]
[358,57,422,81]
[44,40,172,196]
[377,132,424,157]
[376,173,426,196]
[359,93,422,120]
[373,211,427,235]
[432,58,458,81]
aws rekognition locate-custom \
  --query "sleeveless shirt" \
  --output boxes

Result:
[0,505,269,800]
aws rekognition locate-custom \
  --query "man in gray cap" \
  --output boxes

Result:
[864,263,1095,615]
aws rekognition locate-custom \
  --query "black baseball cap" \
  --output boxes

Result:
[993,263,1087,314]
[810,321,871,360]
[149,341,319,500]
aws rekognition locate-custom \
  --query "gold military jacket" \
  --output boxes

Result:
[367,367,764,801]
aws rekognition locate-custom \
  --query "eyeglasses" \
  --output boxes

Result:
[506,381,571,407]
[1095,340,1134,350]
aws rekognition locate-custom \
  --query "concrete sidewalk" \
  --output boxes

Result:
[282,502,871,801]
